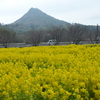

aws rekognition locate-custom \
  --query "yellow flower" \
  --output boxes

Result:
[0,44,100,99]
[79,82,85,88]
[80,88,86,93]
[47,89,54,99]
[52,82,58,87]
[14,96,17,99]
[77,94,81,99]
[25,90,30,95]
[97,83,100,89]
[90,98,94,100]
[59,88,64,94]
[6,84,11,91]
[74,88,79,93]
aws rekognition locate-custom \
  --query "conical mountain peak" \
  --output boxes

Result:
[27,7,42,14]
[28,7,39,11]
[14,8,47,24]
[9,8,69,33]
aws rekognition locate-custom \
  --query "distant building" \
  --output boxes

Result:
[47,39,57,45]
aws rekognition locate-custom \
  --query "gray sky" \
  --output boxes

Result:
[0,0,100,25]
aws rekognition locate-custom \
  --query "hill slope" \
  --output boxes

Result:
[6,8,69,34]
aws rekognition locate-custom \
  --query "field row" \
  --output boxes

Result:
[0,44,100,100]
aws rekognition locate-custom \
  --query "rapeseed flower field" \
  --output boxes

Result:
[0,44,100,100]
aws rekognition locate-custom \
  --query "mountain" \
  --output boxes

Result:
[5,8,70,34]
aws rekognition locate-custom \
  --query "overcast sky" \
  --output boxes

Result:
[0,0,100,25]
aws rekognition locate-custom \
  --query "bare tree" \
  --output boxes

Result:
[88,29,96,44]
[0,28,16,48]
[95,24,100,44]
[88,24,100,44]
[47,26,64,44]
[66,24,88,44]
[25,29,43,46]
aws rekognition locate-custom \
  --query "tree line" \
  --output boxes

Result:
[0,23,100,48]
